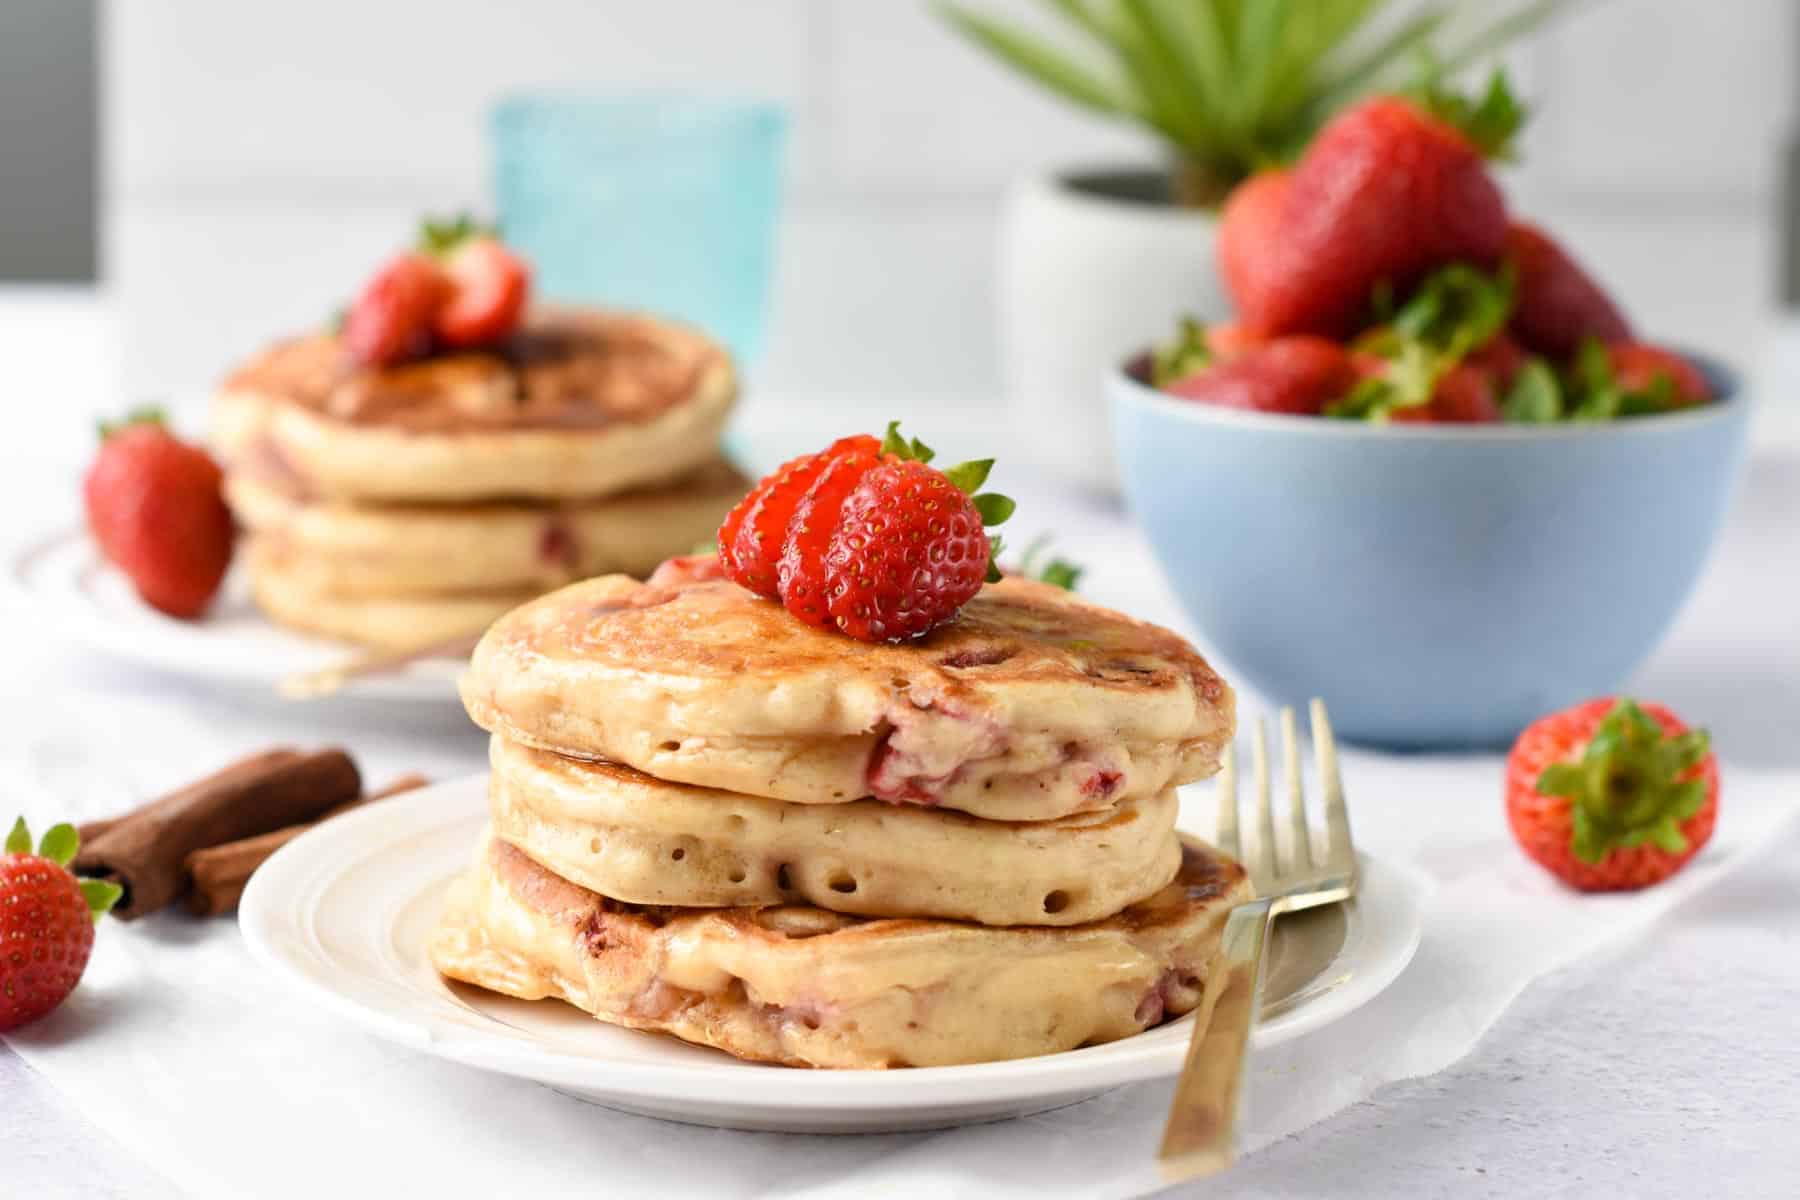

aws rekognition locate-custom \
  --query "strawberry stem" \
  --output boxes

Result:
[1535,700,1711,864]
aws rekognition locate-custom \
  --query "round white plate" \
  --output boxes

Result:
[242,775,1426,1133]
[1,527,463,703]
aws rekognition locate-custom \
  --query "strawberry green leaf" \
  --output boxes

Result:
[985,533,1006,584]
[943,459,995,495]
[80,877,123,921]
[1568,337,1622,421]
[97,405,168,441]
[1388,263,1514,359]
[5,817,30,855]
[1408,63,1529,160]
[1503,359,1563,423]
[38,822,78,867]
[1535,699,1712,866]
[972,493,1016,527]
[417,213,494,255]
[1151,316,1212,388]
[879,421,935,463]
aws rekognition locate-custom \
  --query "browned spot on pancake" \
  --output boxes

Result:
[223,309,723,433]
[938,644,1017,670]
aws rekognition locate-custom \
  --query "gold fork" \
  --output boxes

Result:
[1158,699,1357,1181]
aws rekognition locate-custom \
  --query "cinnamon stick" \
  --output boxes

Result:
[74,748,361,920]
[184,773,430,916]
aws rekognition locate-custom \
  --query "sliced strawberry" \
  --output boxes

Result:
[432,238,530,350]
[776,441,889,627]
[717,435,881,598]
[342,253,445,367]
[1163,337,1359,416]
[1506,222,1631,358]
[1607,342,1711,406]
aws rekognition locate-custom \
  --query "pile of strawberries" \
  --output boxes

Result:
[717,424,1015,643]
[1156,75,1711,423]
[343,217,531,367]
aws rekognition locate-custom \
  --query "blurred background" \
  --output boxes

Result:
[0,0,1792,436]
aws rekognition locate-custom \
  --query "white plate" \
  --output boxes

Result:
[242,775,1426,1133]
[1,527,463,703]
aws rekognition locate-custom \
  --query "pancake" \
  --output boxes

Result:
[463,573,1235,822]
[487,735,1182,926]
[246,542,535,648]
[430,830,1250,1069]
[225,458,748,597]
[213,308,735,503]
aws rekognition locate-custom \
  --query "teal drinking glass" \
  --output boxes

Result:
[492,94,788,371]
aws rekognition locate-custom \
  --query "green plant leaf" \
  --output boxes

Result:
[1115,0,1215,146]
[943,459,995,494]
[80,877,123,921]
[5,817,30,856]
[1502,359,1563,423]
[937,3,1143,120]
[1436,0,1576,77]
[973,493,1017,526]
[1309,6,1449,122]
[38,823,78,867]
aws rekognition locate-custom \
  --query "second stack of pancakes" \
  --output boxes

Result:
[211,309,747,647]
[436,566,1244,1068]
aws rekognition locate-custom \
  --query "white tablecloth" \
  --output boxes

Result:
[3,292,1798,1197]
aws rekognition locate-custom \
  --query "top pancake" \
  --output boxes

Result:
[213,308,735,502]
[463,572,1235,821]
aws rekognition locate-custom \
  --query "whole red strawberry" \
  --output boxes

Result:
[1,819,121,1032]
[1505,222,1631,358]
[1607,342,1711,407]
[1162,337,1359,416]
[1232,96,1508,337]
[343,252,445,367]
[83,411,235,618]
[1506,698,1718,892]
[716,424,1013,642]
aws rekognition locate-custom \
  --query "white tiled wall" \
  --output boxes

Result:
[104,0,1793,411]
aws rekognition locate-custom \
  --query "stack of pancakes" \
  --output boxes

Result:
[211,310,748,646]
[432,569,1248,1068]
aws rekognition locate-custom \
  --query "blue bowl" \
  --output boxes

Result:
[1109,356,1750,748]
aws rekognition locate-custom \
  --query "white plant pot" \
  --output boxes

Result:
[1000,169,1229,493]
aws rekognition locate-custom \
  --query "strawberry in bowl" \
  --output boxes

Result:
[1108,73,1749,747]
[1148,73,1711,426]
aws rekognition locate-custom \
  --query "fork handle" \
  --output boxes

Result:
[1157,896,1276,1180]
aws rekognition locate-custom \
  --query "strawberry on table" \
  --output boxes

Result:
[83,410,235,619]
[1506,698,1718,892]
[1505,222,1632,358]
[342,252,445,367]
[1229,92,1510,337]
[1,819,121,1032]
[716,424,1013,642]
[1161,337,1359,416]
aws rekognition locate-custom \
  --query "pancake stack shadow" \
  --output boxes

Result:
[430,570,1250,1069]
[210,309,746,647]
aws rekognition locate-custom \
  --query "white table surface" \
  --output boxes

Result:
[3,290,1797,1198]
